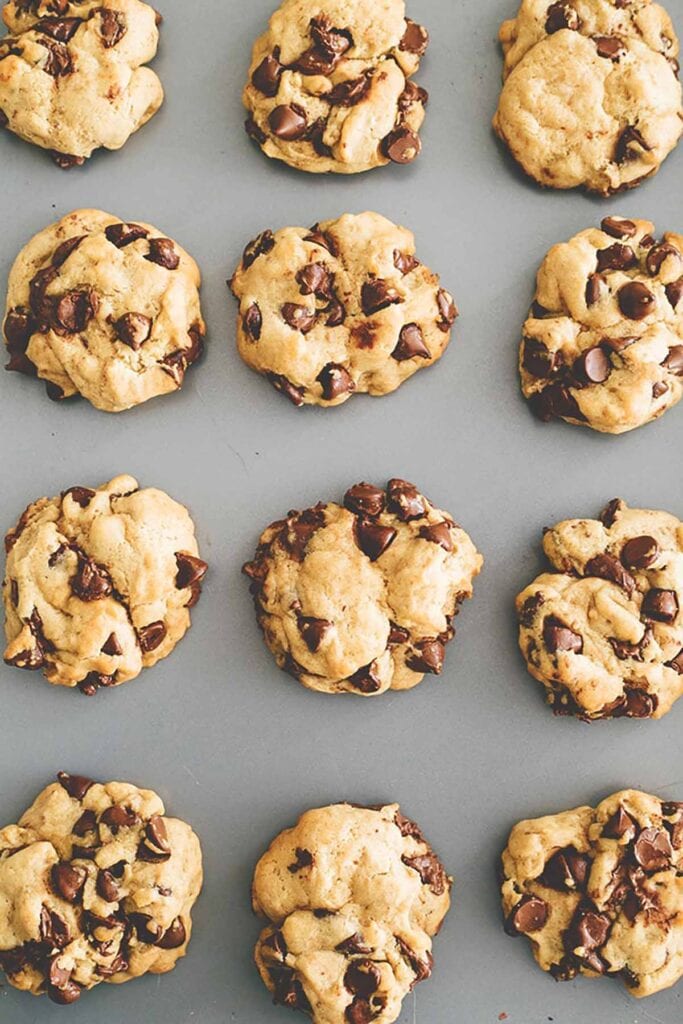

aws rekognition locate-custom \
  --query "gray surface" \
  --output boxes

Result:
[1,0,682,1020]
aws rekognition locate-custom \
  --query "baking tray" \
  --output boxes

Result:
[1,0,682,1020]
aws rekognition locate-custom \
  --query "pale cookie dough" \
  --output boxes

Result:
[3,209,205,412]
[252,802,451,1023]
[243,479,482,695]
[516,499,683,720]
[243,0,429,174]
[0,0,163,166]
[230,212,457,407]
[520,217,683,433]
[3,474,208,695]
[0,772,202,1004]
[502,789,683,997]
[493,2,683,194]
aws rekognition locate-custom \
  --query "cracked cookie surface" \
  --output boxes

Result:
[0,772,202,1004]
[243,0,429,174]
[516,499,683,720]
[502,789,683,997]
[0,0,163,165]
[493,0,683,194]
[243,479,482,695]
[230,212,457,407]
[3,473,207,695]
[519,217,683,433]
[252,802,450,1023]
[3,209,205,412]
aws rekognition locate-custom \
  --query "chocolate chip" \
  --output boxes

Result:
[327,73,371,106]
[543,616,583,654]
[100,632,122,657]
[665,278,683,309]
[564,905,610,960]
[78,672,114,695]
[436,289,457,331]
[317,363,354,400]
[400,17,429,55]
[344,960,381,997]
[36,16,80,40]
[398,81,428,113]
[129,912,162,943]
[382,127,421,164]
[419,522,453,551]
[71,556,112,601]
[269,104,308,140]
[48,978,81,1004]
[96,869,119,902]
[40,37,73,76]
[40,905,70,948]
[288,847,313,873]
[4,306,35,374]
[505,894,548,935]
[354,519,397,561]
[393,251,419,276]
[243,303,262,341]
[244,116,266,144]
[113,312,151,349]
[304,226,338,255]
[268,373,305,406]
[271,965,311,1012]
[599,498,624,528]
[584,553,635,595]
[348,661,382,693]
[615,125,650,164]
[100,804,139,829]
[406,639,445,674]
[145,238,179,270]
[541,847,589,891]
[386,479,426,520]
[391,322,429,361]
[663,346,683,374]
[574,345,611,384]
[585,272,605,306]
[137,815,171,862]
[294,15,352,74]
[137,620,167,653]
[156,917,186,949]
[251,50,282,97]
[54,288,99,333]
[618,281,655,320]
[57,771,94,799]
[641,588,678,623]
[50,151,85,169]
[594,34,625,59]
[63,486,95,507]
[298,616,332,653]
[603,335,636,353]
[51,234,85,266]
[621,535,658,570]
[523,338,556,378]
[105,222,148,248]
[662,802,683,848]
[361,279,402,315]
[242,230,275,269]
[601,217,636,239]
[545,1,580,33]
[52,861,86,902]
[336,933,372,955]
[297,261,333,297]
[402,851,448,894]
[603,805,636,838]
[175,552,208,590]
[620,687,657,718]
[281,303,316,333]
[98,8,126,46]
[72,809,96,835]
[344,484,386,518]
[596,243,636,271]
[633,828,673,871]
[519,592,544,627]
[394,811,424,841]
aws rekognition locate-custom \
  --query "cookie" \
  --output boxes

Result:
[0,0,163,166]
[230,213,457,407]
[252,802,450,1023]
[519,218,683,433]
[0,771,202,1004]
[243,479,482,695]
[516,499,683,720]
[3,209,205,412]
[242,0,429,174]
[3,474,208,695]
[502,789,683,997]
[493,3,683,194]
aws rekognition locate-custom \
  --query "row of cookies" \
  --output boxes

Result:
[0,0,681,193]
[3,474,682,720]
[1,773,681,1013]
[4,208,683,433]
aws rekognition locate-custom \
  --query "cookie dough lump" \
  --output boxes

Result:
[3,209,205,412]
[493,0,683,194]
[0,772,202,1004]
[502,789,683,997]
[0,0,163,165]
[3,474,208,694]
[252,802,451,1023]
[519,218,683,433]
[230,212,457,407]
[243,479,482,695]
[243,0,429,174]
[516,499,683,719]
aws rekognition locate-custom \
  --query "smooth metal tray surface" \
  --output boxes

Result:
[1,0,682,1021]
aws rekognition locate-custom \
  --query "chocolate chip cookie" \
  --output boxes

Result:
[520,218,683,433]
[493,1,683,194]
[0,0,163,166]
[0,771,202,1004]
[243,479,482,694]
[229,213,457,407]
[516,499,683,720]
[252,802,450,1023]
[502,789,683,997]
[3,474,207,695]
[3,209,205,412]
[243,0,429,174]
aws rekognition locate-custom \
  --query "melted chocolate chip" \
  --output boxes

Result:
[392,323,429,361]
[317,363,354,400]
[145,238,179,270]
[298,616,332,653]
[242,230,275,269]
[353,519,397,561]
[621,535,658,569]
[281,303,316,333]
[137,815,171,862]
[601,217,636,240]
[618,281,655,320]
[574,345,611,384]
[543,616,583,654]
[505,894,548,935]
[615,125,651,164]
[344,959,381,998]
[594,34,625,59]
[243,303,262,341]
[585,272,605,306]
[175,552,208,590]
[63,486,95,507]
[54,288,99,333]
[523,338,556,378]
[387,479,426,520]
[646,241,681,277]
[327,73,371,106]
[419,522,453,551]
[361,279,402,315]
[584,553,635,595]
[71,556,112,601]
[52,862,86,902]
[57,771,94,799]
[251,50,282,97]
[96,869,119,902]
[156,917,186,949]
[348,662,382,693]
[400,17,429,55]
[602,805,636,839]
[545,1,580,33]
[344,483,385,518]
[402,851,448,894]
[267,373,305,406]
[101,632,122,656]
[105,222,148,248]
[113,312,151,349]
[137,621,167,653]
[336,932,372,955]
[633,828,673,871]
[393,250,419,275]
[596,243,636,271]
[641,588,678,623]
[269,104,308,140]
[98,8,126,46]
[288,847,313,873]
[382,127,421,164]
[541,847,589,891]
[406,639,445,675]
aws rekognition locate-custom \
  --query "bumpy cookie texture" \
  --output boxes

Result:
[3,474,208,695]
[252,803,450,1023]
[493,0,683,194]
[0,0,163,166]
[502,789,683,997]
[243,479,482,695]
[516,499,683,720]
[0,772,202,1004]
[520,218,683,433]
[3,209,205,412]
[243,0,429,174]
[230,213,457,408]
